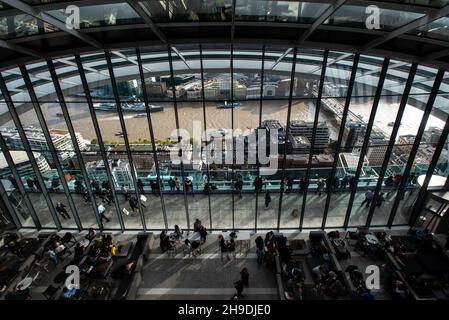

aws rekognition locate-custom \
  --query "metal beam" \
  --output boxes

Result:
[342,58,390,228]
[126,0,168,43]
[387,69,445,227]
[47,58,103,229]
[0,39,42,58]
[297,0,347,44]
[75,54,125,230]
[104,49,147,230]
[365,63,418,227]
[362,5,449,51]
[0,72,61,230]
[277,47,298,231]
[135,47,168,230]
[408,107,449,226]
[298,49,329,230]
[2,0,103,49]
[0,132,40,229]
[20,64,83,230]
[167,45,190,230]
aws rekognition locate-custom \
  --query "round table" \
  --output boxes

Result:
[16,277,33,290]
[365,234,379,245]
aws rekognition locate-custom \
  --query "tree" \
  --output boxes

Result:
[90,138,98,145]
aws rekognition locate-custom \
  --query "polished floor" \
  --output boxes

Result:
[14,188,416,231]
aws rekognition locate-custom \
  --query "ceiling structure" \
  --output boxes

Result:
[0,0,448,71]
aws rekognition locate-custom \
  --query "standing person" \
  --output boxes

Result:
[92,180,100,194]
[193,218,202,232]
[98,203,110,223]
[240,268,249,287]
[185,178,193,196]
[333,176,340,191]
[255,235,265,265]
[300,178,307,193]
[340,176,349,189]
[121,185,130,201]
[376,192,385,208]
[106,189,114,205]
[9,176,18,191]
[361,190,374,208]
[286,177,293,193]
[168,177,175,191]
[129,195,139,213]
[26,177,35,191]
[325,177,332,193]
[150,180,156,194]
[253,177,259,193]
[56,202,70,220]
[349,176,356,189]
[235,178,243,199]
[264,191,271,209]
[234,280,245,299]
[137,179,144,194]
[316,179,325,197]
[384,175,394,197]
[174,177,180,192]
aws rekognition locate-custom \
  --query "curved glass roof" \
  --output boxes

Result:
[0,0,448,71]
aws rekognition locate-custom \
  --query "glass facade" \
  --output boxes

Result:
[0,44,448,231]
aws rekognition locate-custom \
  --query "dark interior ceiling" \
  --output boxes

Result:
[0,0,449,70]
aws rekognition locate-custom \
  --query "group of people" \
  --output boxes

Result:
[46,234,69,265]
[159,220,207,253]
[218,235,236,260]
[84,234,117,267]
[254,231,278,266]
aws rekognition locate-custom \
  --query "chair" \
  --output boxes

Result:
[183,241,192,257]
[191,241,201,257]
[167,243,177,258]
[42,284,59,300]
[61,232,77,248]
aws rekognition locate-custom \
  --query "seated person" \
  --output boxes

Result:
[312,263,331,281]
[174,225,182,238]
[102,234,113,249]
[325,278,346,298]
[85,228,96,243]
[193,219,202,232]
[285,280,303,300]
[54,242,67,256]
[227,239,236,254]
[361,289,376,300]
[62,286,87,300]
[291,267,305,282]
[160,230,170,252]
[97,248,111,264]
[218,235,228,253]
[87,244,100,265]
[199,226,208,242]
[328,230,340,239]
[393,280,409,299]
[74,243,85,261]
[6,240,23,257]
[111,260,136,279]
